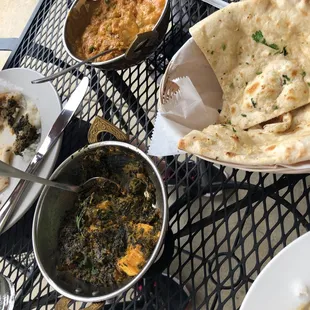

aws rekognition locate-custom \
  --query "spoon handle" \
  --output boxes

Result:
[0,161,79,192]
[31,48,117,84]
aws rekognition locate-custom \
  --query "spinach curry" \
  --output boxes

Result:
[0,93,39,155]
[57,147,161,286]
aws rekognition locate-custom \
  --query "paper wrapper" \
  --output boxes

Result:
[148,77,219,156]
[149,38,310,174]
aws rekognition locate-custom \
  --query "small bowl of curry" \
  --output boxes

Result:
[63,0,170,70]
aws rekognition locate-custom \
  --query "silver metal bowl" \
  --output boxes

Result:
[63,0,170,70]
[32,141,168,303]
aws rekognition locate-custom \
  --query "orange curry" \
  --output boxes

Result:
[75,0,165,61]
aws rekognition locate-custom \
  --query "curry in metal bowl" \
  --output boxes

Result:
[73,0,166,62]
[57,148,161,287]
[33,142,168,302]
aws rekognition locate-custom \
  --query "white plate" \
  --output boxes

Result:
[0,68,62,233]
[240,231,310,310]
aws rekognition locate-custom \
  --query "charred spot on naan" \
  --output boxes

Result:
[291,70,298,77]
[226,152,236,157]
[231,135,239,143]
[178,139,186,150]
[265,145,276,151]
[284,146,294,160]
[246,82,260,94]
[298,147,307,159]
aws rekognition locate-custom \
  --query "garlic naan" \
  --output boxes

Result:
[179,104,310,166]
[0,146,13,192]
[190,0,310,129]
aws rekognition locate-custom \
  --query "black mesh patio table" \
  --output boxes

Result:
[1,0,310,309]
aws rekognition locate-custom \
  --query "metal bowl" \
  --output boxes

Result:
[63,0,170,70]
[32,141,168,303]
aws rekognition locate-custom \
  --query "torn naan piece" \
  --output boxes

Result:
[178,104,310,166]
[258,112,292,133]
[0,146,13,191]
[189,0,310,129]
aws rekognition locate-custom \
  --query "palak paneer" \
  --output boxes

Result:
[57,148,161,287]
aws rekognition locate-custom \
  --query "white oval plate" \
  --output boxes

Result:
[240,231,310,310]
[0,68,62,233]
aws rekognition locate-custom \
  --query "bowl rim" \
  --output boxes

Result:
[62,0,169,66]
[32,141,168,303]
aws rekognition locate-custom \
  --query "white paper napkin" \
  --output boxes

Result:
[148,77,219,156]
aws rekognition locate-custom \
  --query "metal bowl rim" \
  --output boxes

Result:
[32,141,168,303]
[62,0,169,66]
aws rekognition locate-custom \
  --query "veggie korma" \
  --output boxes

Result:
[75,0,165,62]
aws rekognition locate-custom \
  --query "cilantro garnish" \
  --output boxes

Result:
[252,30,264,43]
[252,30,279,50]
[76,206,86,233]
[268,43,280,50]
[251,98,257,108]
[282,46,288,56]
[274,46,288,56]
[241,114,247,117]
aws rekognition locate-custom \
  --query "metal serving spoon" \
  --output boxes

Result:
[0,274,15,310]
[0,161,119,194]
[31,48,119,84]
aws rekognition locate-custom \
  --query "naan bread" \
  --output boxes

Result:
[190,0,310,129]
[0,146,13,192]
[179,104,310,165]
[259,112,292,133]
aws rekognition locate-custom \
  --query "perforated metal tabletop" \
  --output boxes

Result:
[1,0,310,309]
